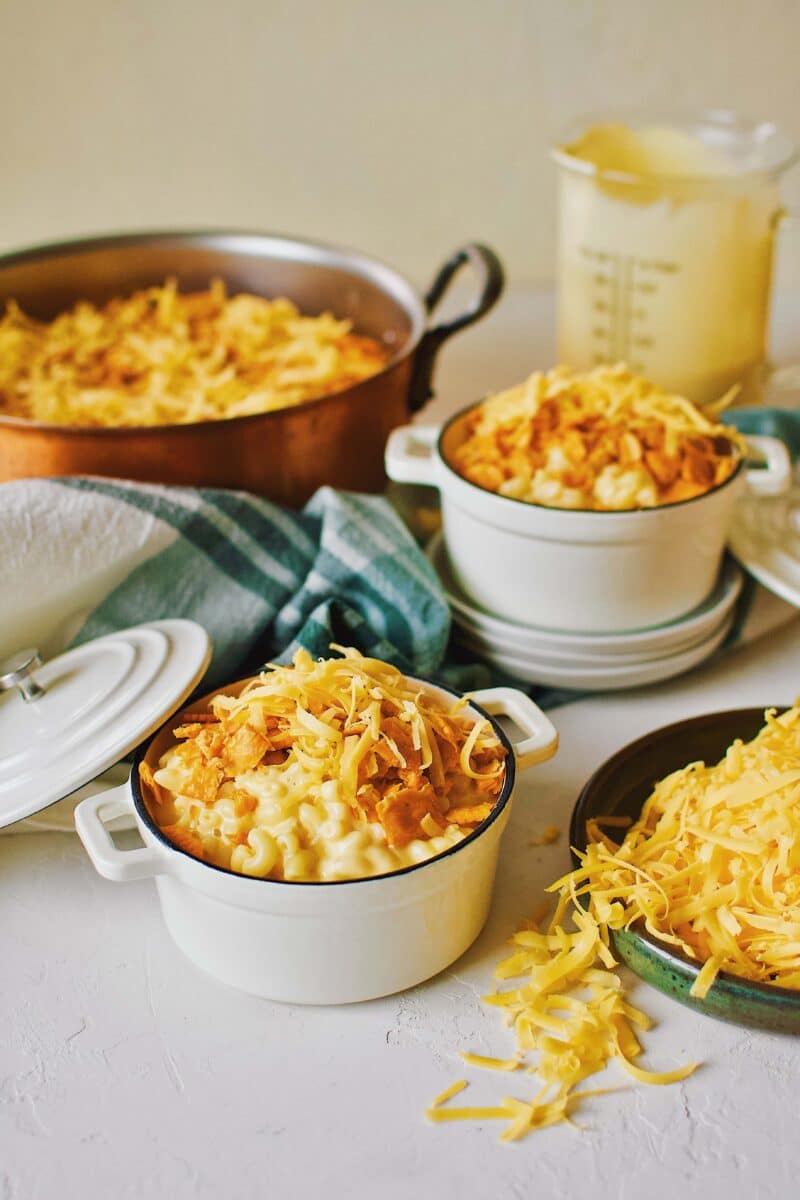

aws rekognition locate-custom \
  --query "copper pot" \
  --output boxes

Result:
[0,231,503,506]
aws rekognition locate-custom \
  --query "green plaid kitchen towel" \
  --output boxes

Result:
[0,479,450,691]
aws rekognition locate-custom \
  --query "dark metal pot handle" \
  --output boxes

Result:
[408,243,504,413]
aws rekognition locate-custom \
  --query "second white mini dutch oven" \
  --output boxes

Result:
[385,410,792,633]
[72,651,558,1005]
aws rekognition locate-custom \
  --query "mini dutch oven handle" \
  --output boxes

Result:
[408,243,504,413]
[385,429,795,496]
[384,424,441,487]
[75,783,163,882]
[742,434,792,497]
[469,687,559,770]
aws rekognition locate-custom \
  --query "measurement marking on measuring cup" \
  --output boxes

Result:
[581,247,680,367]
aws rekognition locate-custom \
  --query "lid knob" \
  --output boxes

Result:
[0,648,46,703]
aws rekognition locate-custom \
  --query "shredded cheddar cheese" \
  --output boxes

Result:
[429,704,800,1142]
[429,1080,468,1108]
[570,703,800,991]
[426,1104,511,1123]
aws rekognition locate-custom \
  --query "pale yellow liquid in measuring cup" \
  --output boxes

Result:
[556,124,779,406]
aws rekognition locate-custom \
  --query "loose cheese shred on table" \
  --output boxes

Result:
[460,1053,521,1072]
[429,1080,468,1108]
[427,703,800,1143]
[530,824,561,847]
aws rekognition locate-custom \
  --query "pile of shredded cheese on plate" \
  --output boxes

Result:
[0,278,389,427]
[428,702,800,1142]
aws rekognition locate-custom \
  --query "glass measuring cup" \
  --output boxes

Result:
[552,110,799,407]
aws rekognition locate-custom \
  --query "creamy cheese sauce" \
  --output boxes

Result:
[154,756,469,881]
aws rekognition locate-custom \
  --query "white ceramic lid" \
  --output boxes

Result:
[729,481,800,610]
[0,619,212,829]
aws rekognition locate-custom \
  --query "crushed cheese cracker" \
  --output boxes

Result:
[529,825,561,847]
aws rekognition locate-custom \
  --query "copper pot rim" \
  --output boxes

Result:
[0,228,427,438]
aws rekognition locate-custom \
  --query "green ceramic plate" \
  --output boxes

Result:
[570,707,800,1033]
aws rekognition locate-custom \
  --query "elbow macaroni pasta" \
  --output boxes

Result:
[154,758,468,881]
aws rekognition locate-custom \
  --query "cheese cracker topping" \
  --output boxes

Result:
[449,363,744,510]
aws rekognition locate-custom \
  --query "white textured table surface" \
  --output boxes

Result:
[2,289,799,1200]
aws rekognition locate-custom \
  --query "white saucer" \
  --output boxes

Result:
[456,604,734,668]
[729,482,800,611]
[427,532,744,659]
[453,612,734,692]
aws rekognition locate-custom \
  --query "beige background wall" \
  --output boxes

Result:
[1,0,799,287]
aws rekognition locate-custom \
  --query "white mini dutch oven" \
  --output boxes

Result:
[71,649,558,1005]
[385,408,792,633]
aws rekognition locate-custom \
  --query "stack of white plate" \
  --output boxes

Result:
[426,533,744,691]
